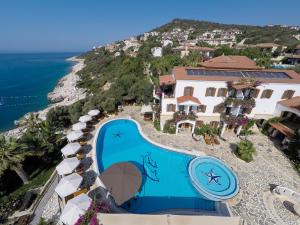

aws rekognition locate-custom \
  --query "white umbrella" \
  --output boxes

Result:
[72,122,87,131]
[67,130,84,142]
[60,193,92,225]
[88,109,100,117]
[61,142,81,157]
[55,173,83,198]
[79,115,92,123]
[56,157,80,176]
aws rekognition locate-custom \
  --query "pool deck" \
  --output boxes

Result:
[41,106,300,225]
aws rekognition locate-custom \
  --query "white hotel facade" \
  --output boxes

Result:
[158,56,300,135]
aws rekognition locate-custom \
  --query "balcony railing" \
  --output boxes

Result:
[173,111,197,123]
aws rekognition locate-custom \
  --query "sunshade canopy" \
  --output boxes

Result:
[79,115,92,123]
[72,122,87,131]
[88,109,100,116]
[67,130,84,142]
[55,173,83,198]
[56,157,80,176]
[60,193,92,225]
[99,162,142,206]
[61,142,81,157]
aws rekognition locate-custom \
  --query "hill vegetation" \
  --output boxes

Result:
[154,19,300,47]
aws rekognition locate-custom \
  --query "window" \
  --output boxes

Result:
[281,90,295,99]
[251,88,260,98]
[217,88,227,97]
[205,87,216,97]
[260,89,273,99]
[167,104,176,112]
[213,104,224,113]
[210,121,219,128]
[198,105,207,113]
[184,86,194,96]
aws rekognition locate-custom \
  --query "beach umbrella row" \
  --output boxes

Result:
[60,193,92,225]
[56,157,80,176]
[55,173,83,198]
[72,122,87,131]
[67,130,84,142]
[79,115,92,123]
[61,142,81,157]
[88,109,100,117]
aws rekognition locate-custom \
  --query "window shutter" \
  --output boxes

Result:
[196,120,204,127]
[212,88,216,96]
[217,88,227,97]
[184,87,194,96]
[282,90,295,99]
[252,89,260,98]
[199,105,207,113]
[205,88,209,96]
[172,104,176,112]
[266,89,273,98]
[213,105,223,113]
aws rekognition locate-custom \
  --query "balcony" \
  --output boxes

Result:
[173,111,197,123]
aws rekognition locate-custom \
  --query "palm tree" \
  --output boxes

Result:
[0,136,32,184]
[236,140,256,162]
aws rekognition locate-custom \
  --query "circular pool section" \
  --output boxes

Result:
[189,156,239,201]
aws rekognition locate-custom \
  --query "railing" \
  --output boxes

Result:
[173,111,197,123]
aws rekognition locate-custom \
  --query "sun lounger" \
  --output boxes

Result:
[64,188,88,202]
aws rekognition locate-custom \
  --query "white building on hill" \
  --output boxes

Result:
[158,56,300,136]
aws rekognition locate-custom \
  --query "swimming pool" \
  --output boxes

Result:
[189,157,239,201]
[95,119,235,213]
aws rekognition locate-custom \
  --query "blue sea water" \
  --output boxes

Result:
[96,119,216,213]
[0,53,79,132]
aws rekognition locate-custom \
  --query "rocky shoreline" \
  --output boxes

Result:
[3,56,86,138]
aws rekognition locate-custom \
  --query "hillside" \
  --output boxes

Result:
[153,19,300,46]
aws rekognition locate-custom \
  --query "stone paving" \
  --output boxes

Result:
[120,106,300,225]
[40,106,300,225]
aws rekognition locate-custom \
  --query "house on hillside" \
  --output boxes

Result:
[255,43,282,53]
[151,47,162,57]
[285,45,300,65]
[157,56,300,136]
[173,45,215,59]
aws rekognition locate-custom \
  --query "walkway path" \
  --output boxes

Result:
[30,175,59,225]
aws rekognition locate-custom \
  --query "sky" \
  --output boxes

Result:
[0,0,300,53]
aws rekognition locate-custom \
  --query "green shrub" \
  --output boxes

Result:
[154,119,160,131]
[163,121,176,134]
[236,140,256,162]
[194,124,219,136]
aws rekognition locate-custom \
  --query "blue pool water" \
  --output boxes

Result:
[96,119,216,213]
[189,157,239,201]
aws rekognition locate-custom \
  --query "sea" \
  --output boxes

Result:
[0,53,80,132]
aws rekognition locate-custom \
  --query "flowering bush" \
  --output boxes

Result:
[74,201,110,225]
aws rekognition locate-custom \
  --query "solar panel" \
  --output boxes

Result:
[186,69,291,79]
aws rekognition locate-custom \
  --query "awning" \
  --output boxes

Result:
[98,214,242,225]
[72,122,87,131]
[99,162,142,206]
[141,105,153,114]
[79,115,92,123]
[60,193,92,225]
[61,142,81,157]
[56,157,80,176]
[270,122,295,139]
[55,173,83,198]
[67,130,84,142]
[177,96,201,106]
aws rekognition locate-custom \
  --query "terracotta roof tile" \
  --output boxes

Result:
[278,96,300,111]
[159,75,175,85]
[177,96,201,105]
[255,43,281,48]
[199,56,260,70]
